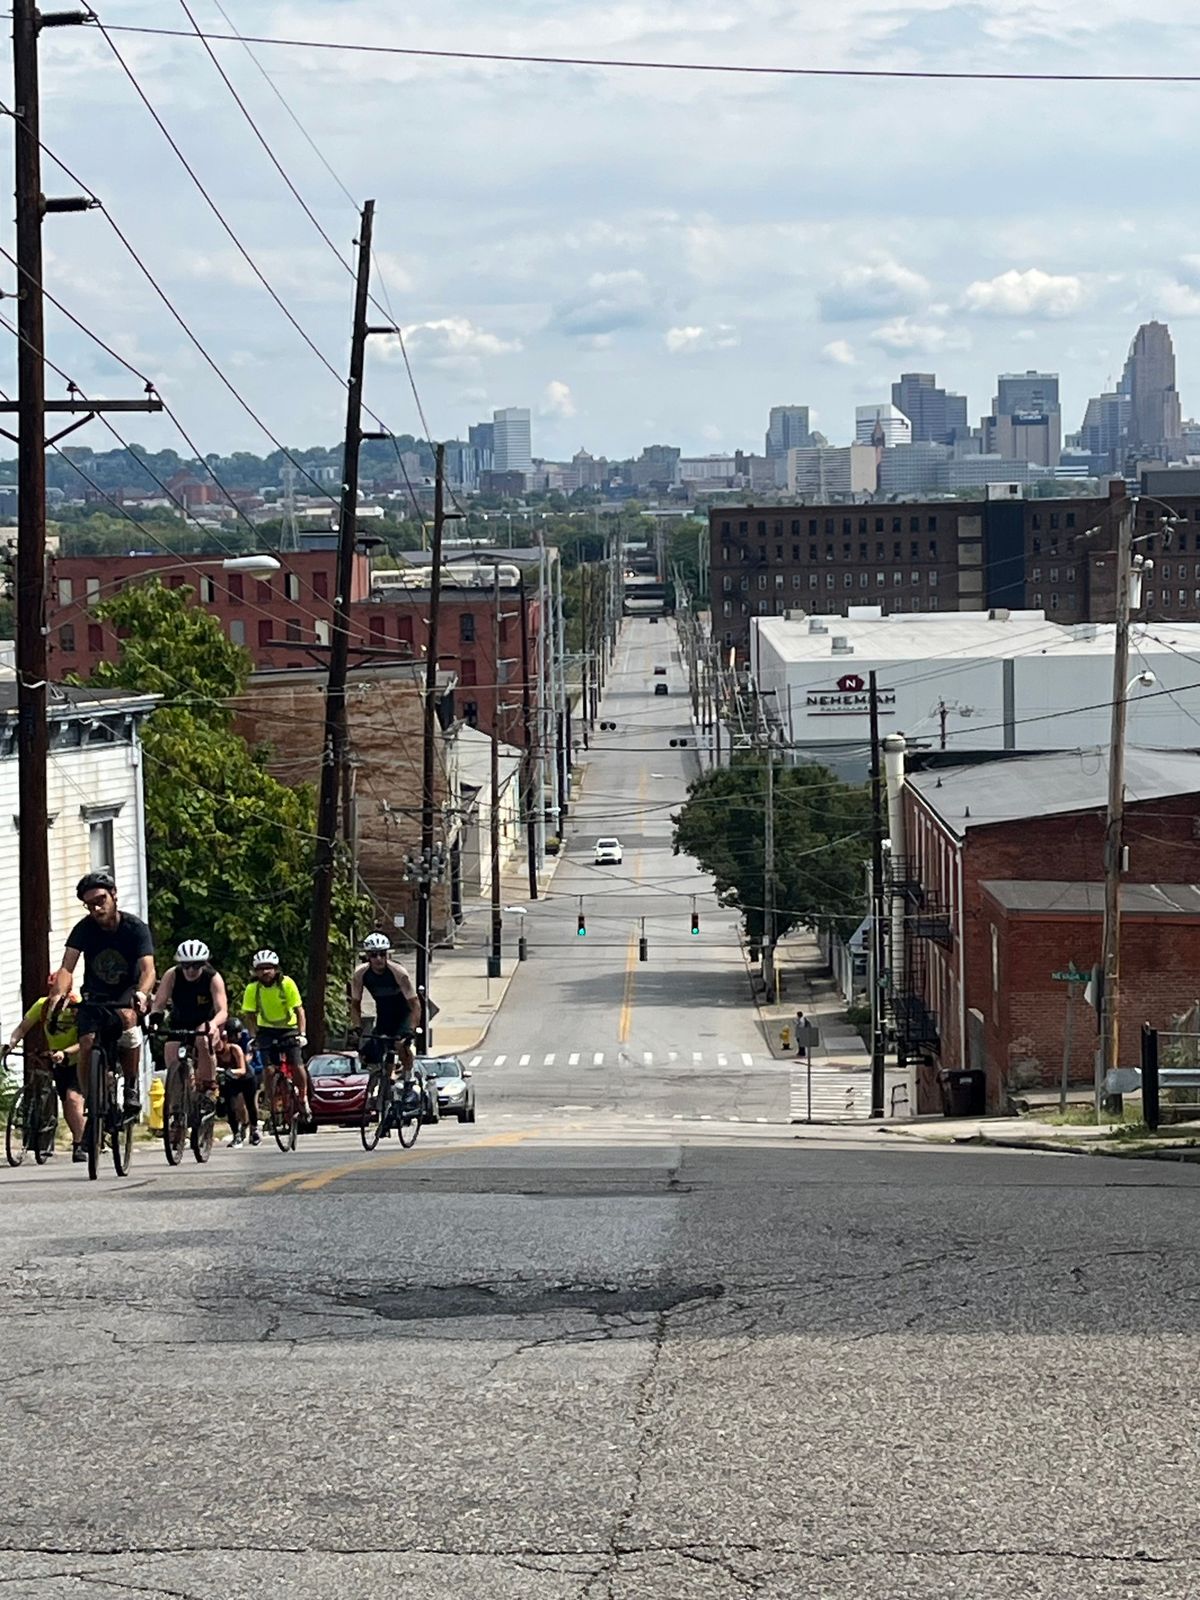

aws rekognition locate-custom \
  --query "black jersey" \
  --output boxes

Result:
[170,967,217,1028]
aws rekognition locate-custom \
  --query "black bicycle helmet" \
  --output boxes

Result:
[76,870,117,900]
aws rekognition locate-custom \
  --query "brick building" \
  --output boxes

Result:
[230,664,460,945]
[710,486,1124,660]
[891,745,1200,1112]
[46,548,544,748]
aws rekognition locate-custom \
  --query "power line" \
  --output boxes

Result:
[99,25,1200,84]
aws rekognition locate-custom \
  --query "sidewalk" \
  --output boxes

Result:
[428,853,564,1053]
[883,1114,1200,1162]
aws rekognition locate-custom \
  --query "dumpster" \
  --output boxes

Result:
[939,1068,986,1118]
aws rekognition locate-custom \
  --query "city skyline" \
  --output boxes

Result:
[14,1,1200,462]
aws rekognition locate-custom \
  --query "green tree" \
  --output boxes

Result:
[89,581,367,1015]
[672,761,870,944]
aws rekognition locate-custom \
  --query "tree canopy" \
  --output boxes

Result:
[89,581,367,1009]
[672,760,871,944]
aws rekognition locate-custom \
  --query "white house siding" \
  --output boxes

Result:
[0,718,151,1043]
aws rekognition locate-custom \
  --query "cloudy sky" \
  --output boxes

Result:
[20,1,1200,461]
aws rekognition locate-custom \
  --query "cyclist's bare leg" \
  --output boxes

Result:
[195,1029,217,1094]
[60,1087,84,1143]
[115,1006,141,1101]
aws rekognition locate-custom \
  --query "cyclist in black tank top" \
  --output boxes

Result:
[151,940,230,1098]
[350,935,422,1072]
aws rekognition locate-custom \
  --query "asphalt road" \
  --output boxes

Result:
[6,621,1200,1597]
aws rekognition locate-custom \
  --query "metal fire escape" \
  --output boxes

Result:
[885,856,948,1053]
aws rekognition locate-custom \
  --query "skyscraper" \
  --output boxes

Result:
[890,373,969,444]
[1122,322,1183,460]
[855,404,912,448]
[492,407,532,474]
[986,371,1061,469]
[765,406,812,460]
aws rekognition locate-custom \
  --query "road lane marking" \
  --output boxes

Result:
[741,1053,753,1066]
[253,1169,310,1194]
[692,1052,702,1064]
[469,1056,482,1067]
[518,1054,530,1066]
[544,1053,555,1065]
[281,1129,537,1194]
[568,1052,580,1065]
[668,1050,678,1061]
[643,1051,653,1065]
[717,1054,727,1066]
[494,1054,507,1066]
[592,1051,604,1066]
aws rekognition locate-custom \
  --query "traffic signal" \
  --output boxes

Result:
[577,910,587,937]
[639,936,648,961]
[691,909,700,936]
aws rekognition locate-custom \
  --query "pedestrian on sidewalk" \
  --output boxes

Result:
[795,1008,808,1060]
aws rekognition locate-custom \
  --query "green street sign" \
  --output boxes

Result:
[1051,965,1086,982]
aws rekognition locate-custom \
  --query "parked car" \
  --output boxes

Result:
[594,836,623,864]
[307,1051,368,1127]
[654,681,669,696]
[653,665,667,675]
[417,1055,476,1123]
[649,616,659,624]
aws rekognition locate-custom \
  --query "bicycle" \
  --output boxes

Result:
[2,1047,58,1168]
[360,1039,425,1152]
[157,1027,217,1166]
[81,1003,138,1182]
[259,1032,303,1154]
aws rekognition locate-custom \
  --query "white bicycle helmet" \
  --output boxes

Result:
[175,939,210,964]
[363,932,391,953]
[251,948,280,968]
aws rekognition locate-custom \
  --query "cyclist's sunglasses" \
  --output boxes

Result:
[82,893,110,910]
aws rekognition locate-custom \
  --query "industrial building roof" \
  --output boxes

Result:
[906,746,1200,836]
[980,881,1200,916]
[753,611,1200,666]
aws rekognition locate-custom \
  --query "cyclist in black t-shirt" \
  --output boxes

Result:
[151,939,229,1100]
[349,933,422,1072]
[49,871,156,1118]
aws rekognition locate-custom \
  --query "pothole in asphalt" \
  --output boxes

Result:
[331,1280,725,1322]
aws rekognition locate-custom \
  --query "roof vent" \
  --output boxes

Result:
[1072,623,1098,642]
[989,608,1011,622]
[831,635,854,654]
[808,618,828,635]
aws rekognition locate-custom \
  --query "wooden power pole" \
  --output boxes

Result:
[307,199,385,1053]
[9,0,161,1011]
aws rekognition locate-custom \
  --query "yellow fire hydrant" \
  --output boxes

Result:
[149,1074,165,1132]
[780,1025,792,1052]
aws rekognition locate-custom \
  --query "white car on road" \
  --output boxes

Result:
[594,837,623,865]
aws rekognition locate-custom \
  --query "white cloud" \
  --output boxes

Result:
[664,324,739,354]
[962,268,1085,318]
[551,270,655,337]
[541,379,577,418]
[868,317,970,354]
[821,339,858,366]
[819,258,931,322]
[381,318,521,368]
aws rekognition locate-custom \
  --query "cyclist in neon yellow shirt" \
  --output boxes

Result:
[5,980,85,1159]
[240,948,310,1122]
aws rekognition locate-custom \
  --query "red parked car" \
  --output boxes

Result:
[307,1052,369,1126]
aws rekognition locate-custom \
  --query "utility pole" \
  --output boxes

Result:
[868,670,887,1118]
[307,199,385,1055]
[579,563,590,744]
[416,443,448,1046]
[1099,493,1143,1113]
[10,0,162,1013]
[517,563,538,900]
[762,734,777,1002]
[488,564,503,979]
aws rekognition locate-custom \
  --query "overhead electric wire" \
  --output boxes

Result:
[99,24,1200,84]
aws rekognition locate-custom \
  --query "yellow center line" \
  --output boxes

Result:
[251,1127,537,1195]
[618,928,637,1044]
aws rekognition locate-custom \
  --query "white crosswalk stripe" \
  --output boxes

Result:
[468,1049,802,1072]
[544,1053,555,1066]
[592,1052,604,1066]
[568,1053,580,1066]
[518,1055,530,1066]
[741,1053,753,1066]
[468,1056,482,1068]
[717,1054,727,1067]
[643,1051,653,1065]
[789,1066,870,1122]
[493,1055,507,1066]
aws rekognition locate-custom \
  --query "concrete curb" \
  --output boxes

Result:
[884,1126,1200,1162]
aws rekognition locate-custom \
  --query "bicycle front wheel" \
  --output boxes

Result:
[33,1079,58,1165]
[163,1066,188,1166]
[85,1052,106,1182]
[360,1072,384,1152]
[272,1077,298,1154]
[191,1099,215,1164]
[5,1090,27,1167]
[111,1076,134,1178]
[396,1090,421,1150]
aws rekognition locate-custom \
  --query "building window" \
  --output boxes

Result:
[284,572,301,601]
[256,580,272,603]
[876,571,885,587]
[893,542,901,558]
[893,571,902,586]
[463,700,479,728]
[228,574,243,604]
[1180,532,1190,552]
[89,818,114,876]
[928,596,939,610]
[1032,538,1041,555]
[58,577,73,604]
[843,572,853,589]
[229,619,245,645]
[315,620,330,645]
[1181,590,1189,607]
[87,623,102,652]
[928,541,938,560]
[859,543,868,560]
[809,574,818,589]
[910,542,919,559]
[739,576,748,592]
[721,546,731,563]
[314,571,329,600]
[720,521,731,536]
[1144,591,1155,609]
[758,600,769,613]
[1032,515,1041,531]
[285,618,302,643]
[722,576,732,593]
[825,544,834,561]
[809,520,818,536]
[775,544,783,559]
[825,573,835,590]
[774,573,785,589]
[1050,569,1059,583]
[757,520,767,537]
[927,516,938,532]
[1050,593,1059,610]
[722,600,732,617]
[58,622,75,652]
[860,572,869,588]
[460,613,476,642]
[1050,513,1060,530]
[929,571,938,587]
[738,521,749,536]
[86,577,100,600]
[257,619,273,648]
[790,520,801,536]
[199,575,216,603]
[911,571,920,585]
[792,573,803,589]
[1031,566,1042,580]
[1033,592,1042,607]
[1161,563,1172,580]
[757,574,767,591]
[809,545,818,562]
[1066,567,1076,581]
[842,543,851,560]
[891,518,901,534]
[792,544,800,562]
[1066,512,1076,528]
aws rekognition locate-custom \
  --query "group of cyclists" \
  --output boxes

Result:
[3,869,424,1166]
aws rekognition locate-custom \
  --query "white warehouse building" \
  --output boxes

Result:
[749,608,1200,779]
